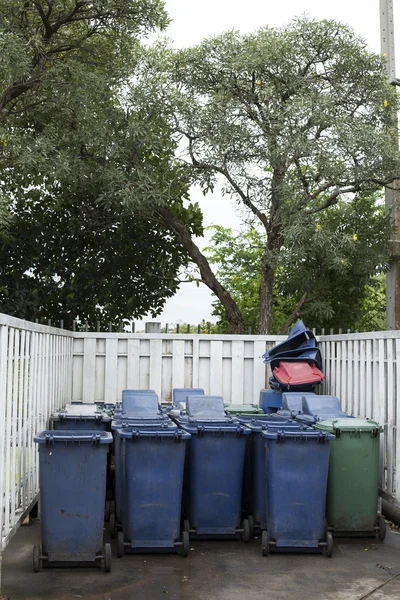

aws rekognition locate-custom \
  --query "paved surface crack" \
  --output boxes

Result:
[358,573,400,599]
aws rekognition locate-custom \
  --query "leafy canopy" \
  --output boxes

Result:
[205,192,390,332]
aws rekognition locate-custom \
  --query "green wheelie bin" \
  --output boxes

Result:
[313,418,386,539]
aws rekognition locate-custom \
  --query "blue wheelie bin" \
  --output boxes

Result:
[237,417,311,535]
[33,430,113,572]
[111,415,170,537]
[261,426,335,557]
[50,405,113,508]
[116,422,190,557]
[173,395,251,541]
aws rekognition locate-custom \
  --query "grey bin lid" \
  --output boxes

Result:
[186,395,226,419]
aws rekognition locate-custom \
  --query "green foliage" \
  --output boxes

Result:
[0,186,193,329]
[0,1,205,325]
[205,193,390,332]
[150,17,400,332]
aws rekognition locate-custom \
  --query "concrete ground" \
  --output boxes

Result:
[2,521,400,600]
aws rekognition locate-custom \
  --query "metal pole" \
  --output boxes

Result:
[380,0,400,329]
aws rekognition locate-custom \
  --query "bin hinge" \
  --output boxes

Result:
[91,433,101,446]
[197,425,205,437]
[277,431,285,443]
[174,431,183,443]
[45,433,55,447]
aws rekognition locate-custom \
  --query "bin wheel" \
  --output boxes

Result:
[181,531,190,557]
[242,519,250,543]
[105,500,110,522]
[109,513,116,539]
[101,543,111,573]
[377,515,387,541]
[183,519,190,533]
[33,544,42,573]
[324,531,333,558]
[261,530,269,557]
[248,515,255,539]
[109,500,115,517]
[117,531,125,558]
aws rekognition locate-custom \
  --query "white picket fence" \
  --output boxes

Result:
[0,315,73,555]
[71,333,281,405]
[319,331,400,502]
[1,312,400,564]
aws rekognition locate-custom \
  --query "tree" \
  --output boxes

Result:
[0,1,203,324]
[205,192,391,333]
[146,18,400,332]
[0,185,197,329]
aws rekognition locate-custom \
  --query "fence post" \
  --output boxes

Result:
[145,322,161,334]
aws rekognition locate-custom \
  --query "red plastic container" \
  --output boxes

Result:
[273,362,324,386]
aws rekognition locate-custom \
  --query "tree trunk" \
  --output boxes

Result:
[258,256,275,334]
[157,204,245,333]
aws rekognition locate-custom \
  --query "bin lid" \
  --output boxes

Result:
[35,430,113,444]
[269,348,322,370]
[173,388,205,407]
[121,390,162,418]
[262,428,334,441]
[50,412,111,423]
[302,394,348,418]
[244,420,310,432]
[273,362,324,385]
[282,392,314,413]
[313,418,382,434]
[224,404,265,415]
[177,421,251,435]
[186,395,227,419]
[117,427,190,440]
[112,418,171,431]
[262,320,316,361]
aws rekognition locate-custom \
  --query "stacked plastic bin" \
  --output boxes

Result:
[262,321,324,412]
[172,395,251,541]
[113,390,190,557]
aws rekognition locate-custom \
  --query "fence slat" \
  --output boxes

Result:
[172,340,185,390]
[395,339,400,501]
[149,340,163,398]
[253,341,267,401]
[127,339,140,390]
[0,326,9,549]
[387,339,394,495]
[231,341,245,405]
[83,338,96,403]
[209,341,223,396]
[104,338,118,403]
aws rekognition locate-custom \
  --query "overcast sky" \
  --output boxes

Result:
[138,0,400,329]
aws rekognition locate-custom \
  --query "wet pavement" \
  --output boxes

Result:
[2,521,400,600]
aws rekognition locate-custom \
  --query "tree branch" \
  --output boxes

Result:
[281,292,309,334]
[185,135,270,230]
[156,202,245,333]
